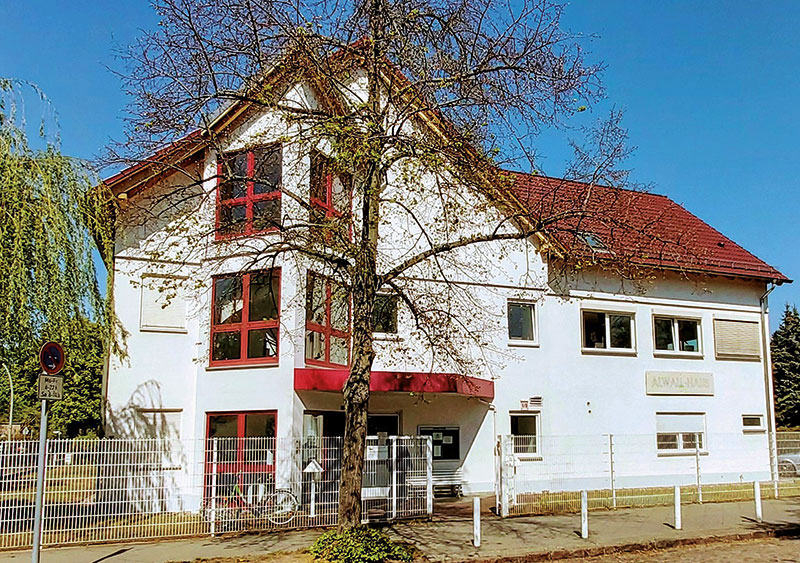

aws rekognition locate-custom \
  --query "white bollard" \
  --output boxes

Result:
[473,496,481,548]
[673,485,682,530]
[754,481,763,523]
[580,490,589,539]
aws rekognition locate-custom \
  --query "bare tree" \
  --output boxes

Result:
[110,0,686,529]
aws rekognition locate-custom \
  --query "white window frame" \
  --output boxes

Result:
[580,309,636,354]
[656,412,707,456]
[510,412,541,460]
[507,300,538,347]
[652,315,703,358]
[742,414,766,433]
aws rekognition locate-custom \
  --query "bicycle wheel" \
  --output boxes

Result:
[265,489,299,525]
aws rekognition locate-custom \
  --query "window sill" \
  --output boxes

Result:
[205,362,280,372]
[581,348,637,357]
[743,429,767,434]
[653,352,704,360]
[508,340,539,349]
[514,455,543,462]
[374,333,402,342]
[213,227,280,243]
[657,451,709,458]
[715,355,761,362]
[140,326,188,334]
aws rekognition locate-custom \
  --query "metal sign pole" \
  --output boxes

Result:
[31,398,48,563]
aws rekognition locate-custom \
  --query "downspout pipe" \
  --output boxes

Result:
[760,281,778,487]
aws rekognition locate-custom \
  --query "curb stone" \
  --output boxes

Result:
[452,526,800,562]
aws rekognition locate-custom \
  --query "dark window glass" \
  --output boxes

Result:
[212,331,241,361]
[330,283,349,331]
[508,303,535,341]
[252,199,281,231]
[682,432,700,450]
[678,320,699,352]
[219,204,247,235]
[214,276,243,325]
[306,275,326,325]
[510,415,538,454]
[743,416,763,427]
[219,152,248,200]
[208,414,239,463]
[583,312,606,349]
[252,146,282,194]
[656,433,678,450]
[609,314,632,349]
[373,295,399,334]
[305,331,325,361]
[654,317,675,351]
[247,328,278,358]
[367,415,399,436]
[248,272,279,322]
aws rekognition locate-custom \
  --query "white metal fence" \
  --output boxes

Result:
[496,431,800,517]
[0,435,432,550]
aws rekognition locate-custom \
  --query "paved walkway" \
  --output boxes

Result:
[1,497,798,563]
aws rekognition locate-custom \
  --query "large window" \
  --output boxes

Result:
[510,413,540,455]
[656,413,706,453]
[217,145,282,237]
[210,270,280,366]
[310,150,351,236]
[508,302,536,343]
[373,294,398,334]
[654,316,701,354]
[305,273,350,367]
[581,311,634,352]
[418,426,460,461]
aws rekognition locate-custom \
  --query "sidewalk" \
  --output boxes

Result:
[1,497,798,563]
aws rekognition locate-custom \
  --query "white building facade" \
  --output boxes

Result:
[104,67,790,499]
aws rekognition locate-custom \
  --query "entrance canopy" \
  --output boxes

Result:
[294,368,494,400]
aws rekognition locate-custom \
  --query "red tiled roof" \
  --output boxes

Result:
[507,171,790,283]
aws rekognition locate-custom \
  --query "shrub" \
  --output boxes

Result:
[309,526,413,563]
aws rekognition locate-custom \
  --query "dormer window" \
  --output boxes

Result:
[578,232,609,253]
[217,144,282,238]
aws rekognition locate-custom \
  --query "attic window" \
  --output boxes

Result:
[216,144,282,238]
[579,232,609,253]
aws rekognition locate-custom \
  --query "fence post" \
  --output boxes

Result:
[580,490,588,539]
[694,443,702,503]
[210,438,218,536]
[499,436,510,518]
[770,432,779,499]
[608,434,616,509]
[754,481,763,523]
[473,496,481,548]
[31,399,48,563]
[673,485,682,530]
[391,437,397,520]
[425,436,433,517]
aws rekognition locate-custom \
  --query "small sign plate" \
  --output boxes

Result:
[38,374,64,401]
[645,371,714,396]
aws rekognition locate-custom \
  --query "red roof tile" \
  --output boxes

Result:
[507,171,790,283]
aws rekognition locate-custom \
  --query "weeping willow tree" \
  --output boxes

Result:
[0,79,114,436]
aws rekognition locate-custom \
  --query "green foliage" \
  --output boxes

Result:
[0,79,113,437]
[773,304,800,428]
[309,527,413,563]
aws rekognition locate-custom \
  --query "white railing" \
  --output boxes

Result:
[496,431,800,517]
[0,435,433,550]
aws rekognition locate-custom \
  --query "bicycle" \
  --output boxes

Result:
[203,477,299,530]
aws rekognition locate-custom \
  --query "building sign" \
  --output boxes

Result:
[645,371,713,396]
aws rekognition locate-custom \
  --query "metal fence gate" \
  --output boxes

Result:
[0,435,432,550]
[496,431,800,517]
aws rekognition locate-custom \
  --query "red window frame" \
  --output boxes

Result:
[216,145,282,239]
[305,273,351,368]
[204,410,277,485]
[209,270,280,368]
[310,150,352,238]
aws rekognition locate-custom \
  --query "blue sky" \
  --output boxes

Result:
[0,1,797,329]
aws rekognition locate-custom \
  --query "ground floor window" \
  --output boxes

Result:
[207,411,276,468]
[656,413,706,453]
[418,426,459,461]
[510,413,540,455]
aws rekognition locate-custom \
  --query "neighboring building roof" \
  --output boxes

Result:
[507,171,790,284]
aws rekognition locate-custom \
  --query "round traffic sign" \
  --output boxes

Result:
[39,341,65,375]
